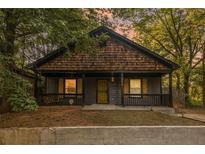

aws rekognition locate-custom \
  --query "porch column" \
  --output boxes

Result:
[82,73,85,106]
[160,76,162,105]
[120,72,124,106]
[34,71,40,104]
[169,72,173,107]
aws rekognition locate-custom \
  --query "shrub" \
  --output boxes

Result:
[8,75,38,112]
[0,54,38,112]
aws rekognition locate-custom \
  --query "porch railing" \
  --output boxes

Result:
[40,94,169,106]
[123,94,170,106]
[41,94,83,106]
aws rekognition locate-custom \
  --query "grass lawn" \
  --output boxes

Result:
[0,106,204,128]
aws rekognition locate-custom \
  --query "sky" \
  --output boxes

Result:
[97,9,136,39]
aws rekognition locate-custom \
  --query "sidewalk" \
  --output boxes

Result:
[82,104,175,114]
[182,114,205,123]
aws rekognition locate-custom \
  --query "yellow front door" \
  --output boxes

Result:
[97,80,108,104]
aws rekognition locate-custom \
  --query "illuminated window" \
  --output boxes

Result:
[130,79,141,94]
[65,79,76,94]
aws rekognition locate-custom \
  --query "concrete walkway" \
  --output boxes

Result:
[82,104,175,114]
[183,114,205,123]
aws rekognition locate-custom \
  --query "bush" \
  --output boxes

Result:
[9,93,38,112]
[0,54,38,112]
[8,76,38,112]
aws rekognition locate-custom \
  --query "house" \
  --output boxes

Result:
[30,26,179,107]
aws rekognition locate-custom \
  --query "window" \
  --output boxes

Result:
[65,79,76,94]
[64,79,83,94]
[129,79,141,94]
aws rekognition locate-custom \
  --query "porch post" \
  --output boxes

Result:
[169,72,173,107]
[34,71,40,104]
[82,73,85,106]
[121,72,124,106]
[160,76,162,105]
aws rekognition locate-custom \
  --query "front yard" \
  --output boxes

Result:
[0,106,204,128]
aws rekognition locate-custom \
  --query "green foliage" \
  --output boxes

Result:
[0,9,112,65]
[0,9,112,112]
[114,9,205,106]
[0,54,38,112]
[9,86,38,112]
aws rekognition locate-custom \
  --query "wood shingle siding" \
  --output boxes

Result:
[39,38,169,72]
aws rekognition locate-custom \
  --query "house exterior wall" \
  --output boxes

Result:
[84,77,96,105]
[109,77,121,105]
[45,76,161,104]
[147,77,161,94]
[46,78,59,93]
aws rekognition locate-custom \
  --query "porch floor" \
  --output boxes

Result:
[82,104,175,114]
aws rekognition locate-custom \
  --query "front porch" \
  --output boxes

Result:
[35,72,173,107]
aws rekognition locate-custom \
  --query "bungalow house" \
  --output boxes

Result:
[30,26,179,107]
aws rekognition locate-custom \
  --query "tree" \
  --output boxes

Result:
[114,9,205,106]
[0,9,110,113]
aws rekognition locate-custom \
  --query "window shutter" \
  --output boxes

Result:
[58,78,64,93]
[77,78,83,94]
[142,78,148,94]
[124,78,129,94]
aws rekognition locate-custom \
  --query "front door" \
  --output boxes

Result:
[97,80,109,104]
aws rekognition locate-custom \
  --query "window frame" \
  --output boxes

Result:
[129,79,142,95]
[128,78,143,97]
[64,78,83,95]
[65,79,77,94]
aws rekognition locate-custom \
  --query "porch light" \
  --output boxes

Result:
[111,73,115,82]
[111,76,115,82]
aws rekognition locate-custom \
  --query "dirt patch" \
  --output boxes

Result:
[0,106,204,128]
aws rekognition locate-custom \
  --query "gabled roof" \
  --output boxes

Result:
[28,26,179,71]
[13,65,36,79]
[27,47,67,69]
[90,26,179,69]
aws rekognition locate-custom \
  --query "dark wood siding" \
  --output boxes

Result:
[84,77,96,104]
[46,77,59,93]
[45,76,161,104]
[109,77,121,104]
[147,77,160,94]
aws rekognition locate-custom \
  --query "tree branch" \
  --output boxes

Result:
[192,58,203,69]
[156,11,182,56]
[170,9,183,53]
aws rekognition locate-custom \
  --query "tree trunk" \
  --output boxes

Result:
[183,73,190,106]
[176,72,181,92]
[0,96,10,113]
[0,9,18,113]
